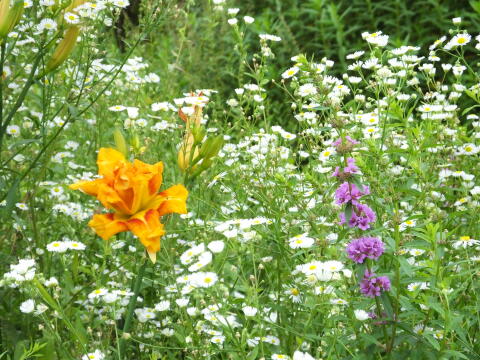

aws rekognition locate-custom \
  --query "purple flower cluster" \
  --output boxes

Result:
[335,182,370,205]
[360,271,391,298]
[346,237,384,263]
[332,157,359,178]
[330,143,376,231]
[339,202,376,230]
[333,136,359,148]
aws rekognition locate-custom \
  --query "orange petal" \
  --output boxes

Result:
[126,209,165,255]
[97,148,126,178]
[122,160,164,214]
[69,178,105,197]
[156,184,188,217]
[88,213,128,241]
[95,182,129,214]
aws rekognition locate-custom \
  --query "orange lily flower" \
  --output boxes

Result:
[70,148,188,263]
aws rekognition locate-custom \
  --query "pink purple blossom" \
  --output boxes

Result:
[333,157,359,178]
[360,271,391,298]
[339,202,376,230]
[333,136,359,148]
[346,237,384,263]
[334,182,370,205]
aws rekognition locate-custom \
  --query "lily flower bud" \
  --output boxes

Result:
[45,26,80,74]
[200,135,224,160]
[177,133,199,171]
[131,134,140,151]
[0,0,24,39]
[113,128,129,158]
[191,126,206,144]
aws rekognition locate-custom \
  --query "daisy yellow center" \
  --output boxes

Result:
[460,236,470,241]
[309,265,317,270]
[204,277,212,283]
[290,288,299,296]
[465,146,472,152]
[457,37,466,44]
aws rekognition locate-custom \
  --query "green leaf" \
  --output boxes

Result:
[398,256,413,277]
[8,139,41,148]
[68,105,79,118]
[38,338,57,360]
[424,335,440,351]
[246,347,259,360]
[344,202,353,224]
[356,262,366,283]
[380,292,394,320]
[1,179,20,219]
[359,332,382,346]
[442,350,470,360]
[13,341,26,360]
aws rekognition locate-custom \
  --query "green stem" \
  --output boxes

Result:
[0,46,44,155]
[118,258,148,357]
[0,42,5,128]
[368,262,389,352]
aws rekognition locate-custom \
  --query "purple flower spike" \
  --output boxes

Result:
[346,237,385,264]
[360,271,391,298]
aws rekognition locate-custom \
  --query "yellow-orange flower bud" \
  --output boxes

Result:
[177,133,199,172]
[45,26,80,74]
[113,128,128,158]
[0,0,24,39]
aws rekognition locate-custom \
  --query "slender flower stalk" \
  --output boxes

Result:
[118,258,148,358]
[331,134,392,350]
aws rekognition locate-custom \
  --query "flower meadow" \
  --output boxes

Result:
[1,1,480,359]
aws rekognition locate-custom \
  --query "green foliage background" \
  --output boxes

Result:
[111,0,480,127]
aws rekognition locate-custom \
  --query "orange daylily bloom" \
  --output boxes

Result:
[70,148,188,263]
